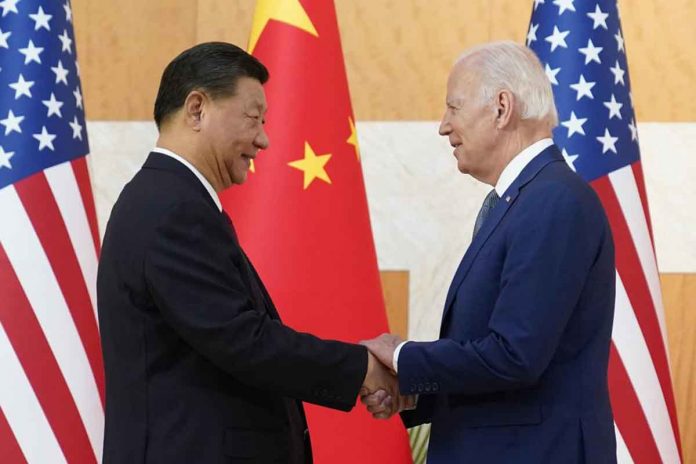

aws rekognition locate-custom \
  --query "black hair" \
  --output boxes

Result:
[153,42,269,129]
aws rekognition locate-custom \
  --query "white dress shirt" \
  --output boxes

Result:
[494,138,553,197]
[392,137,554,372]
[152,147,222,212]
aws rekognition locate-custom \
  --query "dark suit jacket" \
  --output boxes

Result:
[399,145,617,463]
[97,152,367,464]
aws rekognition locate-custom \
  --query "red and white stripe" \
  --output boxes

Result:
[609,166,669,354]
[0,324,66,464]
[45,162,100,322]
[591,161,682,463]
[0,158,103,464]
[613,272,679,463]
[615,423,633,463]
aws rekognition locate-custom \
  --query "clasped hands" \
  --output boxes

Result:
[359,333,416,419]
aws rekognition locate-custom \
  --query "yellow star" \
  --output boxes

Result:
[249,159,256,173]
[288,142,332,189]
[248,0,319,54]
[346,116,360,161]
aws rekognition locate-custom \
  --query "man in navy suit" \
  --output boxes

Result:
[362,41,617,463]
[98,42,396,464]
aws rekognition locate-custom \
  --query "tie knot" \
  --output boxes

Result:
[472,189,500,239]
[484,189,500,208]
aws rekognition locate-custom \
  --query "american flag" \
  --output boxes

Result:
[0,0,103,463]
[527,0,681,462]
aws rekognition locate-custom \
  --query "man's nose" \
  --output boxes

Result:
[255,129,270,150]
[439,115,451,136]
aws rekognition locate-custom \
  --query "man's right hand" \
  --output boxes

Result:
[361,351,398,397]
[361,389,416,419]
[360,352,412,419]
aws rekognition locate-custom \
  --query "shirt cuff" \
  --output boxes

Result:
[393,341,409,373]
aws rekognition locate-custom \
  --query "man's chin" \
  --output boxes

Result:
[231,171,249,186]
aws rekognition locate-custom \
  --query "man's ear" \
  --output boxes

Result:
[495,89,515,129]
[183,90,206,131]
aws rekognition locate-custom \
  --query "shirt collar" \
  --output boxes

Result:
[495,138,554,197]
[152,147,222,212]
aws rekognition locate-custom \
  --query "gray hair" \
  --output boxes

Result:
[456,41,558,126]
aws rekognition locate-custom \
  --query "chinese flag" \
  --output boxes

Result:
[220,0,412,462]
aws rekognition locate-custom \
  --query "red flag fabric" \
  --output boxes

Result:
[220,0,412,462]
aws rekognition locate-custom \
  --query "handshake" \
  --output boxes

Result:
[359,333,417,420]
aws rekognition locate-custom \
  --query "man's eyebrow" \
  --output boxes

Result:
[246,100,266,112]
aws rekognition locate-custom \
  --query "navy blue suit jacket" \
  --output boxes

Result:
[399,145,617,463]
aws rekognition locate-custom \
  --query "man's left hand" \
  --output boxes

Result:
[360,333,403,371]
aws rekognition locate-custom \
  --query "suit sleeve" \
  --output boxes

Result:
[143,201,367,411]
[398,183,610,396]
[400,394,436,428]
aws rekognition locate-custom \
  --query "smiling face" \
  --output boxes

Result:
[438,62,500,183]
[200,77,269,186]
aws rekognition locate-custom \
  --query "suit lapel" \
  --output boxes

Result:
[240,253,282,321]
[144,152,283,321]
[220,210,282,321]
[441,192,514,322]
[441,145,564,325]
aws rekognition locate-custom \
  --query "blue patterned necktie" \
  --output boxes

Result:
[472,189,500,239]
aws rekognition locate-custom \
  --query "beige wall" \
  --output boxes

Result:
[73,0,696,121]
[662,274,696,461]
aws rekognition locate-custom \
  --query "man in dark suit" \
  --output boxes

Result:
[97,42,395,464]
[362,41,617,463]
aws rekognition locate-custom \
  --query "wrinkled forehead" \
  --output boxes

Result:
[446,61,482,102]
